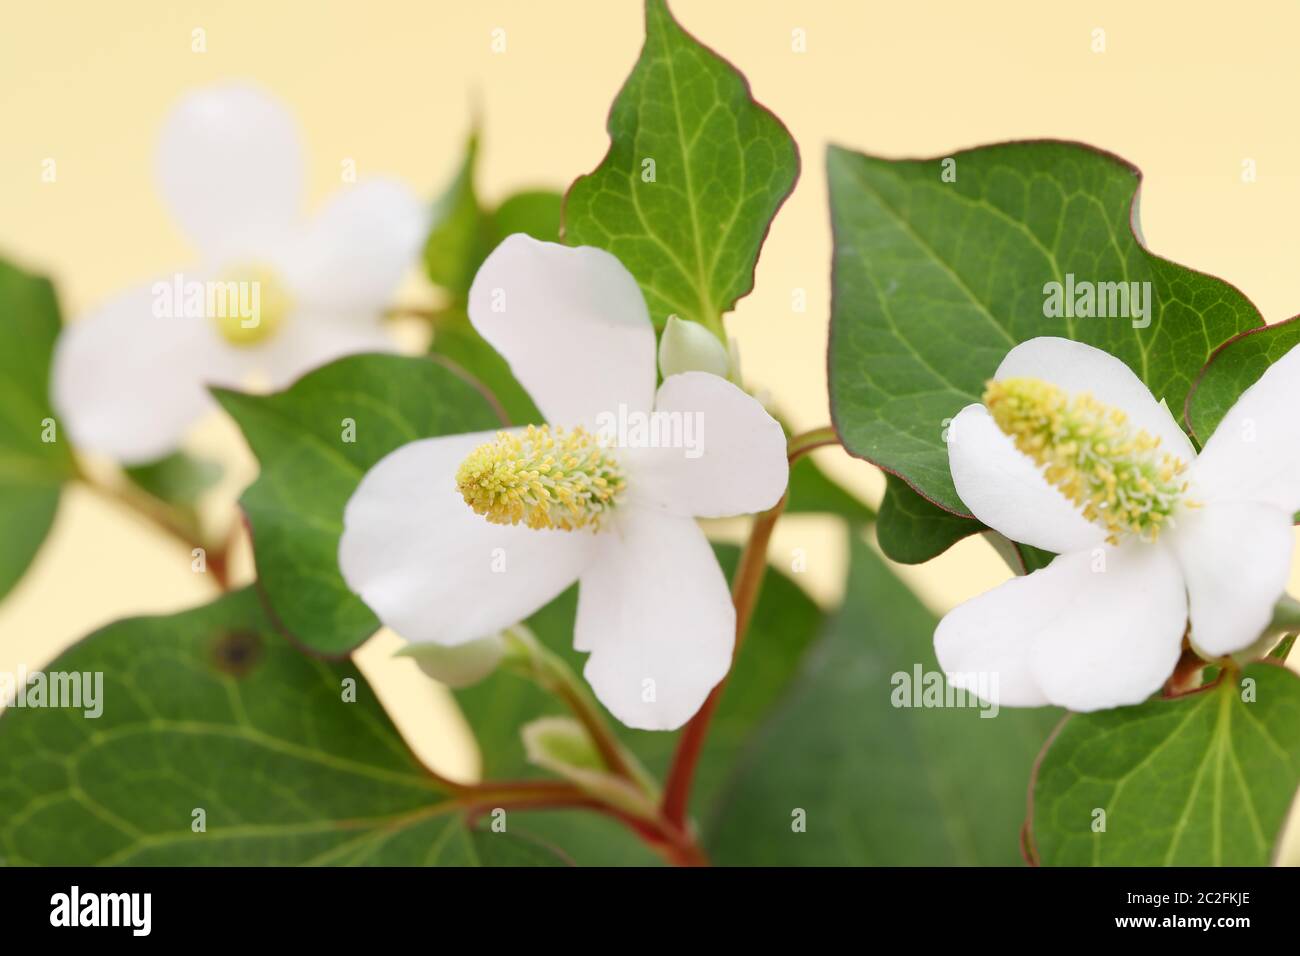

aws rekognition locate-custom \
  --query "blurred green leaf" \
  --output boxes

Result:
[1031,664,1300,866]
[423,134,493,295]
[706,533,1060,864]
[0,589,564,865]
[785,455,874,524]
[563,0,798,332]
[424,133,563,299]
[123,451,221,508]
[0,257,76,604]
[491,190,563,246]
[214,354,500,655]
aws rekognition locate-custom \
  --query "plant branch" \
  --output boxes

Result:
[502,627,656,794]
[74,461,232,590]
[660,426,839,828]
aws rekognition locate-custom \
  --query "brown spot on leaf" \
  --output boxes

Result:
[211,629,263,678]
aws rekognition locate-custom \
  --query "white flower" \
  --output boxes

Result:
[338,234,789,730]
[53,83,427,464]
[937,336,1300,712]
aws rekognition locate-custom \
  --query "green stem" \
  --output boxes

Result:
[786,425,839,459]
[502,627,657,797]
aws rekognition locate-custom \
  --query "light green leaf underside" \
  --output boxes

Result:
[214,354,501,655]
[706,533,1060,865]
[0,258,76,604]
[828,141,1262,513]
[1031,664,1300,866]
[564,0,798,331]
[0,590,563,865]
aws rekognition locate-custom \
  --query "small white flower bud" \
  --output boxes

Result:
[396,633,507,688]
[658,314,730,379]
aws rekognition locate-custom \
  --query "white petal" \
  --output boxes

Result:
[1166,501,1294,657]
[155,84,303,258]
[936,543,1187,712]
[576,509,734,730]
[52,281,238,464]
[948,404,1104,553]
[619,372,789,518]
[282,178,428,315]
[996,336,1196,463]
[339,432,597,646]
[1192,344,1300,512]
[396,633,507,689]
[254,315,396,390]
[467,235,656,429]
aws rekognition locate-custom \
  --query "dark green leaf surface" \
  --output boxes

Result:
[706,534,1060,865]
[1031,664,1300,866]
[0,590,562,865]
[877,473,981,563]
[1185,318,1300,443]
[0,258,75,603]
[215,354,501,655]
[564,0,798,331]
[454,544,823,863]
[1014,543,1056,574]
[827,141,1263,514]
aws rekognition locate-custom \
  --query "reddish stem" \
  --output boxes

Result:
[660,426,837,828]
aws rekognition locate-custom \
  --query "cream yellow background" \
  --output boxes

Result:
[1,0,1298,861]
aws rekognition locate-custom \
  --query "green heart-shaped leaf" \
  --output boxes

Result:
[828,141,1262,514]
[1030,663,1300,866]
[0,590,562,865]
[564,0,798,333]
[215,354,501,655]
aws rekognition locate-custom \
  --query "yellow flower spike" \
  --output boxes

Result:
[983,377,1191,544]
[212,263,293,347]
[455,424,625,532]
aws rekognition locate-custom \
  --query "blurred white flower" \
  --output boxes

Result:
[338,235,789,730]
[53,83,427,464]
[937,336,1300,712]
